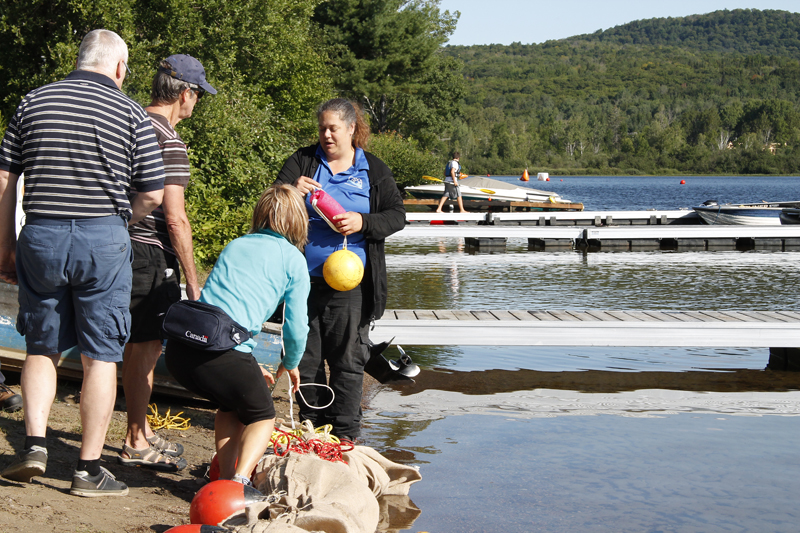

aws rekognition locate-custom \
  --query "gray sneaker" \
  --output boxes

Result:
[70,466,128,497]
[1,445,47,482]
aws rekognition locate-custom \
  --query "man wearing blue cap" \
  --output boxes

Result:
[119,55,216,471]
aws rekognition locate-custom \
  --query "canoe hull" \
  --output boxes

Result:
[0,282,282,398]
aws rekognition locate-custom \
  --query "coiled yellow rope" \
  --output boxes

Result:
[146,403,191,430]
[270,420,341,447]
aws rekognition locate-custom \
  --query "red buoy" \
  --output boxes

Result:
[680,180,686,185]
[208,454,221,482]
[520,169,530,182]
[190,480,265,526]
[165,525,229,532]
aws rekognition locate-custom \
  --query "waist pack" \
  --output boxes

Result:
[162,300,251,351]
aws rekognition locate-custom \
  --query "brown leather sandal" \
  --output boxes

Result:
[117,443,187,472]
[146,433,184,457]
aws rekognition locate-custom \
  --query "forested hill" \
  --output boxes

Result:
[440,9,800,176]
[569,9,800,57]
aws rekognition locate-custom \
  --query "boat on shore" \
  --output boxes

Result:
[780,208,800,224]
[405,176,573,204]
[693,200,800,225]
[0,281,282,397]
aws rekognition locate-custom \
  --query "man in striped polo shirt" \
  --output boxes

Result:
[119,55,215,472]
[0,29,165,497]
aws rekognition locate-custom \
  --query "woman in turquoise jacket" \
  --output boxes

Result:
[165,184,310,486]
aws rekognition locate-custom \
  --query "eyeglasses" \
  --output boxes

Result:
[123,61,132,77]
[187,85,204,100]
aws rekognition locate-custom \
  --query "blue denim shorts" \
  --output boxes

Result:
[16,216,132,362]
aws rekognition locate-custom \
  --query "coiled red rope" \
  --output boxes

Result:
[271,428,355,463]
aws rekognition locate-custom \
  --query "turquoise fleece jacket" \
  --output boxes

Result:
[199,229,310,369]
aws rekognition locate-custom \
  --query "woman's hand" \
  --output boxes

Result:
[260,366,276,387]
[295,175,320,196]
[275,363,301,393]
[332,211,363,236]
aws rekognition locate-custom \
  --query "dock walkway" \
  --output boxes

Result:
[391,224,800,252]
[372,309,800,348]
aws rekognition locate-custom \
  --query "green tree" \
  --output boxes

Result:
[0,0,331,266]
[313,0,462,143]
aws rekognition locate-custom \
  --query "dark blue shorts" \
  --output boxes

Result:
[16,216,132,362]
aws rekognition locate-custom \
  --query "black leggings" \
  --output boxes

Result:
[296,280,370,440]
[164,340,275,424]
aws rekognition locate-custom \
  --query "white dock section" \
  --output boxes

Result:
[404,209,699,225]
[388,224,800,247]
[390,225,586,240]
[584,225,800,239]
[372,309,800,347]
[487,209,699,225]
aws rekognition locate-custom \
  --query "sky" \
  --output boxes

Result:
[437,0,800,46]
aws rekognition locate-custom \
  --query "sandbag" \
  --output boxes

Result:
[227,440,421,533]
[342,446,421,497]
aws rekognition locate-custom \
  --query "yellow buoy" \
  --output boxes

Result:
[323,249,364,291]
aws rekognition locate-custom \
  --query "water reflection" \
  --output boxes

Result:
[374,217,800,532]
[386,244,800,311]
[392,367,800,396]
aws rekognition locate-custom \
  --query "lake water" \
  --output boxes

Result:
[363,176,800,533]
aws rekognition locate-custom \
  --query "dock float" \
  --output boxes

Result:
[390,224,800,252]
[373,309,800,347]
[405,209,700,226]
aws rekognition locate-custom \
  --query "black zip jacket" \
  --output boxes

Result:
[275,145,406,320]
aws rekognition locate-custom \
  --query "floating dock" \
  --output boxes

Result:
[373,309,800,370]
[405,209,700,226]
[374,309,800,347]
[392,217,800,252]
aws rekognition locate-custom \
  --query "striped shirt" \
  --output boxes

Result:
[128,112,191,255]
[0,70,165,220]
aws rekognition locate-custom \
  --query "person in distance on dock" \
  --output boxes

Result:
[435,151,467,213]
[118,54,216,474]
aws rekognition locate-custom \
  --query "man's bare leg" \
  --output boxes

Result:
[79,354,118,460]
[121,340,162,450]
[20,353,61,437]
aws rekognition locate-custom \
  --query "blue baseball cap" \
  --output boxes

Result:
[159,54,217,95]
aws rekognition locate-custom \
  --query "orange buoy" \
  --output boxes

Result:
[680,180,686,185]
[545,177,550,181]
[520,169,530,182]
[207,454,256,483]
[190,480,265,526]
